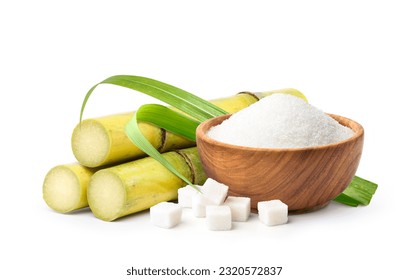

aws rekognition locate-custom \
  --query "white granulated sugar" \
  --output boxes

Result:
[207,94,354,148]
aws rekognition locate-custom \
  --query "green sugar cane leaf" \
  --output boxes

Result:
[136,104,200,142]
[341,176,378,206]
[333,193,360,207]
[334,176,378,206]
[125,113,199,191]
[80,75,228,123]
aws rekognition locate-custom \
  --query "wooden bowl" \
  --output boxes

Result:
[196,114,364,213]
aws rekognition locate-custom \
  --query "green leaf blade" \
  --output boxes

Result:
[334,176,378,206]
[136,104,200,142]
[80,83,99,123]
[80,75,228,122]
[333,193,360,207]
[117,75,227,115]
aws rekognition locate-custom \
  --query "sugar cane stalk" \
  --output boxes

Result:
[87,147,205,221]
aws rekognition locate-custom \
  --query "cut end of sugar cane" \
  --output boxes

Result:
[43,164,94,213]
[87,171,126,221]
[71,119,112,167]
[71,112,155,167]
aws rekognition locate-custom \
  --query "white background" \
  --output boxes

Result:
[1,0,408,279]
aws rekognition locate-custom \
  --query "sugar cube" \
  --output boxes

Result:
[178,185,201,208]
[257,200,288,226]
[206,205,232,231]
[224,196,251,222]
[201,178,229,205]
[192,192,215,218]
[150,202,182,229]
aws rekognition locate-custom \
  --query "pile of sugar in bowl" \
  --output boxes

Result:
[206,94,354,148]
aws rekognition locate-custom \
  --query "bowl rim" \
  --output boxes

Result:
[196,113,364,152]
